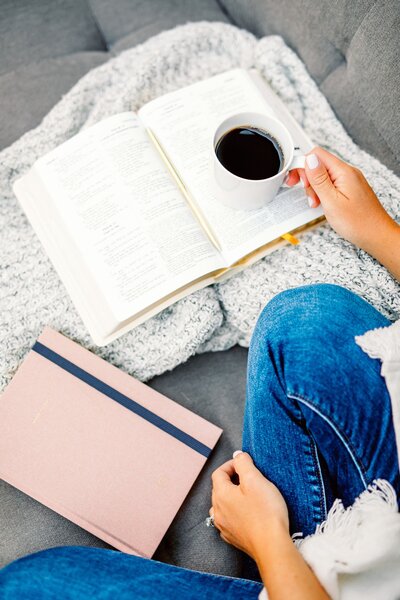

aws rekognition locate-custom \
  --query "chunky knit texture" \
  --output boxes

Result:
[1,22,399,388]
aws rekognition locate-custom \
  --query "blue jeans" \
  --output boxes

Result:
[1,285,398,599]
[243,283,400,536]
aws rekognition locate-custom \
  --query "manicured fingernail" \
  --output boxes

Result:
[283,172,290,184]
[233,450,243,458]
[306,154,319,169]
[300,177,305,188]
[308,196,314,208]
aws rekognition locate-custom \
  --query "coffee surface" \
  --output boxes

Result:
[215,126,284,180]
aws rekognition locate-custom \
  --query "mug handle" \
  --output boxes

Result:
[289,153,306,170]
[281,149,306,187]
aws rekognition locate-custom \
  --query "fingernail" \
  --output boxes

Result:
[233,450,243,458]
[300,177,305,188]
[307,196,314,208]
[306,153,319,169]
[283,172,290,185]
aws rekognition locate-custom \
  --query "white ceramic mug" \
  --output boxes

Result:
[213,112,306,210]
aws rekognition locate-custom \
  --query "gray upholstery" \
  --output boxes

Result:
[0,0,399,577]
[0,1,106,74]
[90,0,230,51]
[220,0,400,176]
[0,0,230,149]
[0,54,107,149]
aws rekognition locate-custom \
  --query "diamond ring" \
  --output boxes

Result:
[205,515,215,528]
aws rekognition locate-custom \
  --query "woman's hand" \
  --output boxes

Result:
[287,146,400,280]
[211,451,289,559]
[211,452,331,599]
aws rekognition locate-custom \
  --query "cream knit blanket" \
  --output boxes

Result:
[1,22,400,388]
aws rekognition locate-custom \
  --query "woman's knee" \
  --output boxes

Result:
[248,283,390,391]
[251,284,344,348]
[251,283,387,351]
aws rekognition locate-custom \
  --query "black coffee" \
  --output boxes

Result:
[215,126,284,180]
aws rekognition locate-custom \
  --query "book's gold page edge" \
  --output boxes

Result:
[213,216,326,281]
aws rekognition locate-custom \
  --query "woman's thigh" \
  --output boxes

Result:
[0,546,263,600]
[243,284,399,535]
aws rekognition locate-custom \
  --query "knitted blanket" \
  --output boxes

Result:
[1,22,400,389]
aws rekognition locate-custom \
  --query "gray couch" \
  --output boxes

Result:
[1,0,399,579]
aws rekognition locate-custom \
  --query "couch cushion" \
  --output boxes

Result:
[0,0,231,150]
[0,0,106,76]
[219,0,400,176]
[89,0,230,51]
[0,53,107,150]
[320,0,400,178]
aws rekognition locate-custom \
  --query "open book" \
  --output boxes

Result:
[14,69,324,346]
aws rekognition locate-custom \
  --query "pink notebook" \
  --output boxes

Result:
[0,327,222,557]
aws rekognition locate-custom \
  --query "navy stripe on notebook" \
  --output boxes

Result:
[32,341,212,458]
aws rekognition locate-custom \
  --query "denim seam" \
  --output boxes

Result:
[291,398,328,524]
[288,392,369,489]
[308,432,328,519]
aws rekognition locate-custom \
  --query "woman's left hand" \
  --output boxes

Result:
[210,452,290,560]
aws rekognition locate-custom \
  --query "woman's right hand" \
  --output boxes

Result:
[287,146,400,280]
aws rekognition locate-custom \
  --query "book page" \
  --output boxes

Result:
[34,113,223,322]
[139,69,323,265]
[14,171,116,343]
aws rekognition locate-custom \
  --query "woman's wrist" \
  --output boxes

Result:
[251,521,331,600]
[366,218,400,280]
[250,518,291,563]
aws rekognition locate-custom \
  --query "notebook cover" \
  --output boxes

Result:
[0,327,222,556]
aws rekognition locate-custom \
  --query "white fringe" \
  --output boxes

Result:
[294,480,397,547]
[355,320,400,363]
[293,480,400,599]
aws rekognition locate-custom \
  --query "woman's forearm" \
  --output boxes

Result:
[366,219,400,282]
[252,523,330,600]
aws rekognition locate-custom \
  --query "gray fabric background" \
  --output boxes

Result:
[219,0,400,177]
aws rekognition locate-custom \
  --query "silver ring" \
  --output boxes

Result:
[205,515,215,528]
